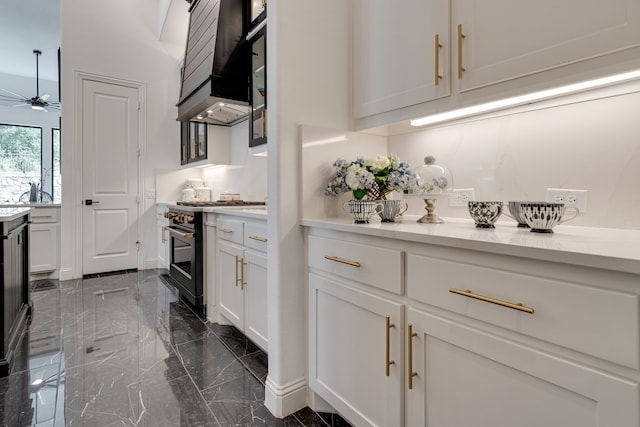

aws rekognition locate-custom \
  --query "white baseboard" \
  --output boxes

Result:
[144,257,158,270]
[264,376,307,418]
[59,267,74,281]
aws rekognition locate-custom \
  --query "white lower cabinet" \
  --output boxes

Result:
[30,207,60,274]
[406,307,638,427]
[307,228,640,427]
[217,217,268,351]
[309,273,404,427]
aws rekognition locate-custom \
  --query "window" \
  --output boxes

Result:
[52,128,61,203]
[0,123,60,204]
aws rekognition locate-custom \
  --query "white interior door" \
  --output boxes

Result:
[81,78,140,275]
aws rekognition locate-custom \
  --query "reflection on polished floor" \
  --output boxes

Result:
[0,270,350,426]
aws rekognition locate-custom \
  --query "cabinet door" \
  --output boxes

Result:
[217,240,244,328]
[353,0,450,119]
[30,223,57,273]
[406,308,640,427]
[244,250,268,351]
[309,274,404,427]
[455,0,640,92]
[249,27,267,147]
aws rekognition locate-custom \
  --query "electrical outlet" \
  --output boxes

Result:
[449,188,475,206]
[546,188,588,212]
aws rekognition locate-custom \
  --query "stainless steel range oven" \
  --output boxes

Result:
[164,207,204,311]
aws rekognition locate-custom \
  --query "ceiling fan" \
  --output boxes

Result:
[0,49,60,112]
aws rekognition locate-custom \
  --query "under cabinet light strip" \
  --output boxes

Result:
[410,69,640,127]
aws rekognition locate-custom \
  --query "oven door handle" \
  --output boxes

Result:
[166,227,194,239]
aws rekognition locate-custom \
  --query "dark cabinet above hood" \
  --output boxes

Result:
[177,0,250,126]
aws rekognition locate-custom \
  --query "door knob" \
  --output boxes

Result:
[84,199,100,205]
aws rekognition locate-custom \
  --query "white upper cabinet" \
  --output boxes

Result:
[454,0,640,92]
[353,0,640,128]
[352,0,450,119]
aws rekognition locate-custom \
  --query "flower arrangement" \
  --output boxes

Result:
[324,154,416,200]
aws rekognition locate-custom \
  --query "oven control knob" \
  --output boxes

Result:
[186,215,194,224]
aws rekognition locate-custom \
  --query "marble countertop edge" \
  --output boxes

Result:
[301,216,640,275]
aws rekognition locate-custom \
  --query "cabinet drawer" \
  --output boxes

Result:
[244,221,268,252]
[309,235,403,294]
[217,218,244,244]
[406,253,640,369]
[30,208,60,224]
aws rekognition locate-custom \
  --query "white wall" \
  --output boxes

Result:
[266,0,351,417]
[388,79,640,230]
[201,120,268,202]
[60,0,187,278]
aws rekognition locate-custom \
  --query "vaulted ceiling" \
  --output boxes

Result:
[0,0,60,81]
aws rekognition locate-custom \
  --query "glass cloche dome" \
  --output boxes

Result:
[408,156,454,223]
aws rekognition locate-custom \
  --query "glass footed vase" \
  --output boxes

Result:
[343,200,383,224]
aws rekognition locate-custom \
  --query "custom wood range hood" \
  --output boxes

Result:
[177,0,250,126]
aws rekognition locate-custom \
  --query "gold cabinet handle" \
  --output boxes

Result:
[219,228,233,234]
[324,255,361,268]
[408,323,418,390]
[386,316,396,377]
[449,288,535,314]
[161,226,166,243]
[457,24,466,79]
[241,258,247,290]
[249,235,267,243]
[434,34,443,86]
[235,256,241,287]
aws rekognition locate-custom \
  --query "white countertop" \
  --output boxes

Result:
[0,207,32,222]
[302,215,640,275]
[0,203,60,208]
[204,206,267,220]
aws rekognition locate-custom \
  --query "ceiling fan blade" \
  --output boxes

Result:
[0,95,24,102]
[0,87,28,100]
[40,94,50,101]
[12,103,30,108]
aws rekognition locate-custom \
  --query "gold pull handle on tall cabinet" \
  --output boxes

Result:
[408,323,418,390]
[435,34,443,86]
[385,316,396,377]
[241,259,247,290]
[457,24,466,79]
[235,256,241,287]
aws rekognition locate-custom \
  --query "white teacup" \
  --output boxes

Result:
[468,201,503,228]
[519,202,579,233]
[378,200,408,223]
[343,200,383,224]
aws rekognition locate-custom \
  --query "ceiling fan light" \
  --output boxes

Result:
[31,104,45,111]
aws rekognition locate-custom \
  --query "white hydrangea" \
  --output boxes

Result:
[367,155,391,172]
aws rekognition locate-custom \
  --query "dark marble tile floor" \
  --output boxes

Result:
[0,271,350,427]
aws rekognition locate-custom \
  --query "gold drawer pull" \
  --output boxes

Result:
[449,288,534,314]
[219,228,233,233]
[249,235,267,242]
[385,316,395,377]
[408,323,418,390]
[324,255,361,268]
